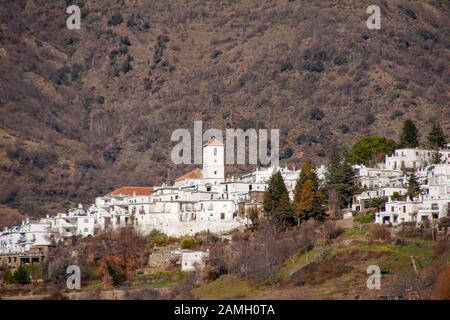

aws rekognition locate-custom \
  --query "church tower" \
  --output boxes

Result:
[202,136,225,183]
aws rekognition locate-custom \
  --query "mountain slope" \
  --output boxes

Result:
[0,0,449,225]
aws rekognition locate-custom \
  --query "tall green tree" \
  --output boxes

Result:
[406,173,420,200]
[263,171,294,225]
[398,119,419,148]
[348,136,396,165]
[293,162,325,223]
[324,146,357,209]
[427,122,447,164]
[427,122,447,149]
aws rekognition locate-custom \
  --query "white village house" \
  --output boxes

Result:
[0,137,300,266]
[3,140,450,266]
[351,146,450,226]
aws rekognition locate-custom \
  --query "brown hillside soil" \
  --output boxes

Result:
[0,0,449,222]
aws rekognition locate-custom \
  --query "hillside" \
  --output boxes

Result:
[192,228,450,300]
[0,0,449,225]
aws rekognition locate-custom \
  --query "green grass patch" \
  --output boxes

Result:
[134,271,184,280]
[193,276,255,300]
[82,280,103,291]
[343,227,369,237]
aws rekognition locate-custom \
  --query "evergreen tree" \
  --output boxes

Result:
[407,173,420,200]
[398,119,419,148]
[431,149,442,165]
[13,265,31,284]
[427,122,447,149]
[324,147,357,209]
[348,136,396,165]
[427,122,446,164]
[263,171,293,225]
[310,190,326,221]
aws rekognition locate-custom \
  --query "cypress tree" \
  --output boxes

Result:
[407,173,420,200]
[427,122,447,149]
[324,147,357,209]
[263,171,293,225]
[310,190,326,221]
[428,122,446,164]
[399,119,419,148]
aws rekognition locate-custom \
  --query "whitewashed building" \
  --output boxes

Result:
[181,250,210,272]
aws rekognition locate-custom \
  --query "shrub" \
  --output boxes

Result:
[181,239,195,249]
[14,265,31,284]
[3,268,14,284]
[280,147,294,159]
[122,60,133,74]
[309,107,325,121]
[280,62,293,72]
[108,14,123,26]
[371,225,392,241]
[401,6,417,20]
[333,56,347,65]
[211,49,222,59]
[391,110,404,119]
[354,213,374,224]
[366,113,376,125]
[97,96,105,104]
[339,124,350,134]
[147,230,178,248]
[107,264,126,286]
[143,78,153,91]
[120,36,131,46]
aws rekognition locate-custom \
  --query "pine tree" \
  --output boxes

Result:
[407,173,420,200]
[427,122,447,149]
[399,119,419,148]
[324,147,357,209]
[263,171,293,225]
[310,190,326,221]
[431,149,442,165]
[427,122,446,164]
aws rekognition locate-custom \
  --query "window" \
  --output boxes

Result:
[84,228,88,232]
[214,171,217,175]
[84,219,89,223]
[220,212,225,219]
[214,148,217,155]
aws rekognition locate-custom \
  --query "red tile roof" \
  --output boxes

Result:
[175,168,203,181]
[107,186,153,196]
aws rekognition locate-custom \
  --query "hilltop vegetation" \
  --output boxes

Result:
[0,0,449,224]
